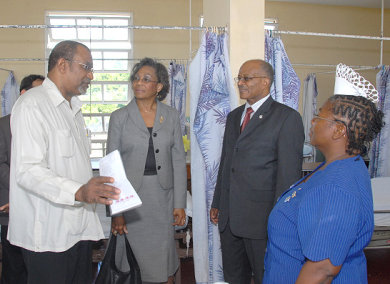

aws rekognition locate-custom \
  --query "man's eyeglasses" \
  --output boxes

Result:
[132,76,158,84]
[65,59,94,73]
[234,76,268,83]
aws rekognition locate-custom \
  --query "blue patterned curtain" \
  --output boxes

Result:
[1,71,19,116]
[166,62,187,135]
[369,66,390,177]
[265,34,300,110]
[189,31,238,284]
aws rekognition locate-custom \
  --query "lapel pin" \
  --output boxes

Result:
[160,116,164,123]
[259,115,263,119]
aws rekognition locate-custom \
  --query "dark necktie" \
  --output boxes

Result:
[240,107,253,132]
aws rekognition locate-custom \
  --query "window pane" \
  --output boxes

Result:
[91,149,104,158]
[91,51,103,71]
[104,52,128,70]
[93,73,130,82]
[79,84,103,101]
[82,104,124,114]
[77,18,103,40]
[91,142,103,150]
[90,41,132,50]
[104,84,128,101]
[50,18,76,39]
[103,19,128,40]
[104,116,110,132]
[46,12,132,159]
[84,116,103,132]
[92,133,108,141]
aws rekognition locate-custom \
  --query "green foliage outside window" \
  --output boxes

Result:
[82,103,126,114]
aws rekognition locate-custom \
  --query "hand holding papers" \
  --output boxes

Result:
[99,150,142,215]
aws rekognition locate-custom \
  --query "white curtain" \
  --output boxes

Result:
[166,62,187,135]
[189,30,237,284]
[1,71,19,116]
[369,66,390,177]
[264,34,301,110]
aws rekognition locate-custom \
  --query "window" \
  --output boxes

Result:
[45,12,133,158]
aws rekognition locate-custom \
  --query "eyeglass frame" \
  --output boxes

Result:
[132,76,159,84]
[234,76,269,84]
[65,59,94,73]
[312,115,350,135]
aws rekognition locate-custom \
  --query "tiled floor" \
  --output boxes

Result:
[179,258,196,284]
[178,249,390,284]
[365,248,390,283]
[1,247,389,283]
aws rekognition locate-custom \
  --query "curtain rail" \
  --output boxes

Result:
[274,30,390,41]
[0,24,226,32]
[0,58,190,62]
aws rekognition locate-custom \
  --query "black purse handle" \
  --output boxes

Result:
[107,234,140,275]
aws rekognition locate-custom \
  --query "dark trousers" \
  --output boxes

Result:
[220,223,266,284]
[0,225,27,284]
[21,240,92,284]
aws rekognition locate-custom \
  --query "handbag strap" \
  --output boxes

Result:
[106,234,118,267]
[124,235,140,270]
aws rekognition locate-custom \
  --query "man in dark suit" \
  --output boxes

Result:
[210,59,304,284]
[0,74,44,284]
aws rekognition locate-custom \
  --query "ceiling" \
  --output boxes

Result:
[266,0,390,9]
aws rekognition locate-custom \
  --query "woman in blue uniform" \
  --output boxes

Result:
[263,94,384,284]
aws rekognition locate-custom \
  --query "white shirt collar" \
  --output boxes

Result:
[245,94,271,113]
[43,78,83,114]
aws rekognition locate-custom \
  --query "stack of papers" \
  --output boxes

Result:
[99,150,142,215]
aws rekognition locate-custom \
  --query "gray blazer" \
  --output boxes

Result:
[212,96,304,239]
[0,114,11,225]
[107,99,187,209]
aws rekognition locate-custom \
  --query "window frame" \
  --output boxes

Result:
[45,11,133,159]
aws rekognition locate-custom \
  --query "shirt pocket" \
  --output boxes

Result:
[55,129,75,157]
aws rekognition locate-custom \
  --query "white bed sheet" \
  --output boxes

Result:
[372,177,390,227]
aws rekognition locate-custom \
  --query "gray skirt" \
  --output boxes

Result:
[120,175,179,283]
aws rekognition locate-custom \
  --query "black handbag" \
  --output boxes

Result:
[95,234,142,284]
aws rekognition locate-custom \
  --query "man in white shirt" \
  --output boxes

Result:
[8,40,120,284]
[0,74,44,284]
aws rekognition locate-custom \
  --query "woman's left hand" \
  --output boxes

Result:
[172,208,186,226]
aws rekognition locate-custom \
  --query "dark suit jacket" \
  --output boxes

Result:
[211,96,304,239]
[0,114,11,225]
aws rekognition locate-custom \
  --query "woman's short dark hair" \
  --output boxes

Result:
[329,95,385,155]
[130,57,170,101]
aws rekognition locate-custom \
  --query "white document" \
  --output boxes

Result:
[99,150,142,215]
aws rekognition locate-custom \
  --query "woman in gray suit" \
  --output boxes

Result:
[107,58,187,284]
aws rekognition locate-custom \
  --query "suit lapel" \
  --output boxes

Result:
[238,96,275,141]
[152,100,166,132]
[126,99,149,135]
[234,105,245,135]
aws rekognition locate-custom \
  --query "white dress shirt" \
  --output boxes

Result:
[8,78,104,252]
[240,94,271,125]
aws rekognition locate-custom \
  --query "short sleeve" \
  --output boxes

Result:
[297,185,360,266]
